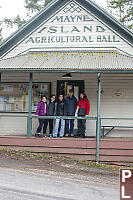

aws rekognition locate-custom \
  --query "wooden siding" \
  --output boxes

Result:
[0,137,133,165]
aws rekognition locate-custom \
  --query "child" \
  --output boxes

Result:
[53,94,66,138]
[35,95,48,137]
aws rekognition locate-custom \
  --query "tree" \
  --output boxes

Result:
[13,15,26,28]
[25,0,52,17]
[107,0,133,30]
[0,0,52,39]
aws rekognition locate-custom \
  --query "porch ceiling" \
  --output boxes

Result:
[0,51,133,71]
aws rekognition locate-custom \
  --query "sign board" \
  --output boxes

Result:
[25,2,120,47]
[120,169,133,200]
[4,0,133,58]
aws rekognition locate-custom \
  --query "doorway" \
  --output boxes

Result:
[57,80,84,100]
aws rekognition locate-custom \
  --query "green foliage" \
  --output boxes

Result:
[13,15,27,28]
[24,0,52,16]
[108,0,133,30]
[25,0,44,13]
[0,28,2,43]
[0,0,52,37]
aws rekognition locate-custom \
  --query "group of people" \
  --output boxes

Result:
[35,89,90,138]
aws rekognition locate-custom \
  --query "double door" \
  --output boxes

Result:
[57,80,84,100]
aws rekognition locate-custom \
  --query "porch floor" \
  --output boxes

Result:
[0,136,133,166]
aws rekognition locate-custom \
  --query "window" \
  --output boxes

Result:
[32,83,51,111]
[0,83,51,112]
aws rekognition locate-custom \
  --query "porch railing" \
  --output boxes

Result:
[1,114,133,163]
[101,117,133,138]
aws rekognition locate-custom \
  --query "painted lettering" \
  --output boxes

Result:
[26,37,35,43]
[82,36,88,42]
[70,15,77,22]
[25,35,119,44]
[61,26,69,34]
[51,15,93,22]
[97,36,102,42]
[113,35,120,42]
[76,36,81,42]
[48,26,57,33]
[35,37,41,43]
[38,26,47,33]
[97,35,120,42]
[108,36,113,42]
[96,26,105,32]
[41,37,47,43]
[51,16,63,22]
[84,26,92,32]
[102,36,108,42]
[64,16,70,22]
[71,26,80,33]
[83,15,93,21]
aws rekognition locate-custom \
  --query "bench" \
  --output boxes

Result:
[101,126,133,138]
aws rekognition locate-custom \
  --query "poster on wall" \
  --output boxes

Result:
[41,85,48,93]
[0,96,4,103]
[4,96,9,102]
[0,104,4,111]
[9,97,14,103]
[112,89,124,98]
[6,104,11,111]
[4,85,13,93]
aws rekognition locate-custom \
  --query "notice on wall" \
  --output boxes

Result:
[9,97,14,103]
[0,96,4,103]
[6,104,11,111]
[4,96,9,102]
[112,89,124,98]
[0,104,4,111]
[41,85,48,93]
[4,85,13,93]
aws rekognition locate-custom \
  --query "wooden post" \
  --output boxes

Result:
[96,72,101,163]
[0,72,1,85]
[27,72,33,137]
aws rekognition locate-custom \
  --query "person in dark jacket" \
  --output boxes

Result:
[65,89,77,137]
[35,95,48,138]
[53,94,66,138]
[47,95,56,137]
[75,93,90,138]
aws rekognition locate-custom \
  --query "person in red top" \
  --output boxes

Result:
[75,92,90,138]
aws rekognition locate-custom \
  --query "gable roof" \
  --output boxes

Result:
[0,0,133,58]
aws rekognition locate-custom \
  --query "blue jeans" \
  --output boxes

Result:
[53,119,65,137]
[65,119,74,135]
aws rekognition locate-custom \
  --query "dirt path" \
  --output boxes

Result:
[0,148,119,188]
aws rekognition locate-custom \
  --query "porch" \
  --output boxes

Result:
[0,51,133,164]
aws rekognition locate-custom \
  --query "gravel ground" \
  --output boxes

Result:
[0,149,119,187]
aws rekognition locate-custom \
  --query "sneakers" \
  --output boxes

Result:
[43,134,47,138]
[49,134,52,138]
[35,133,42,138]
[67,134,72,137]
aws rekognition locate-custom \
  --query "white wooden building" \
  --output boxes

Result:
[0,0,133,138]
